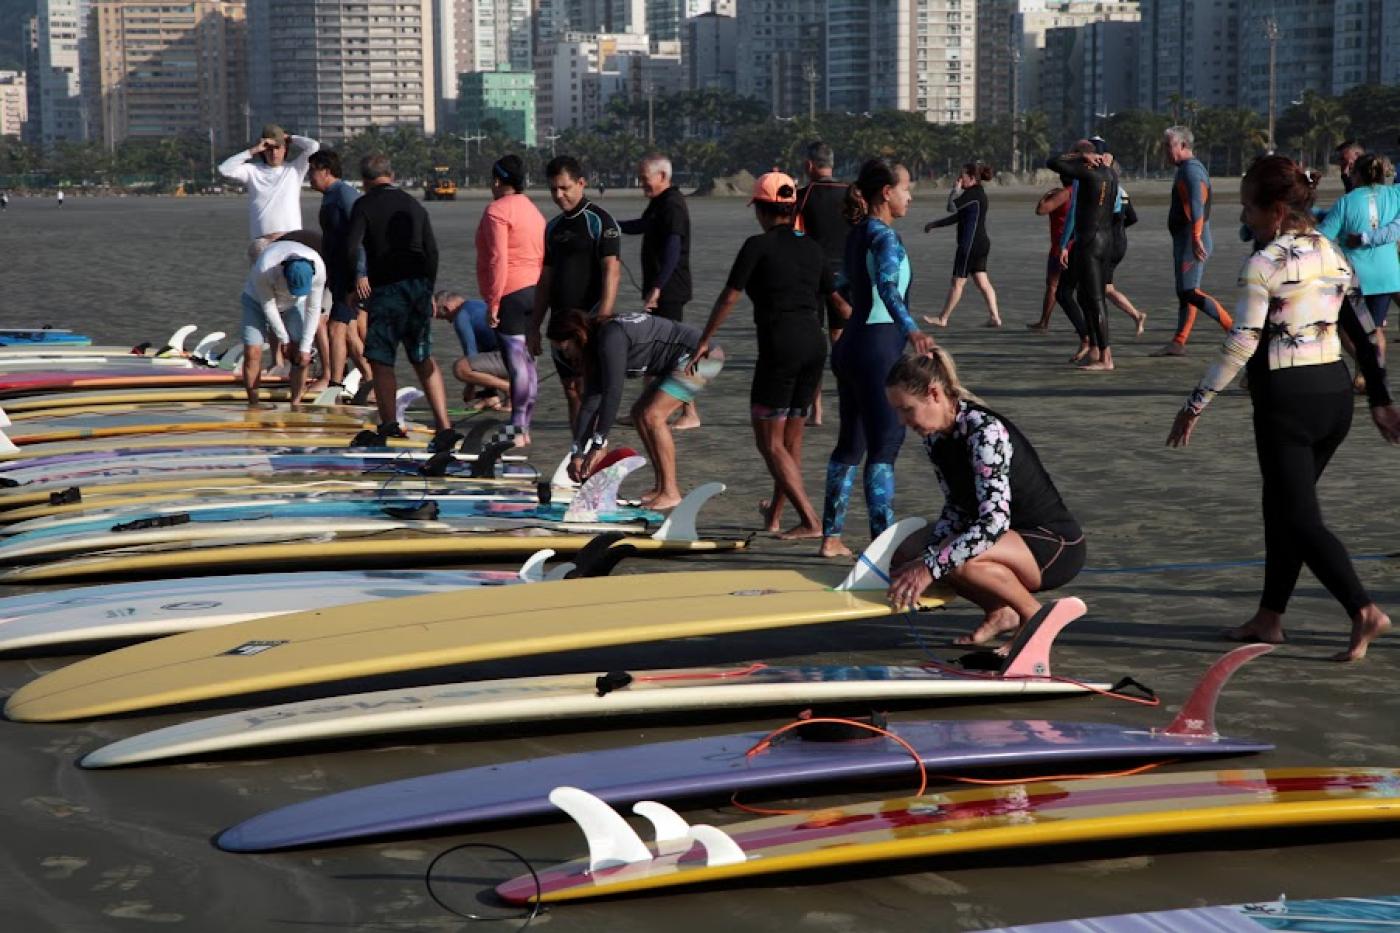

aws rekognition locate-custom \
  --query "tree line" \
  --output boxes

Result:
[2,83,1395,191]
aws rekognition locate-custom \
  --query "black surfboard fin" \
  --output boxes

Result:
[565,531,633,579]
[417,450,454,477]
[595,670,634,697]
[112,513,190,533]
[381,500,440,521]
[536,481,552,505]
[468,439,513,479]
[48,486,81,505]
[0,476,20,488]
[459,418,501,455]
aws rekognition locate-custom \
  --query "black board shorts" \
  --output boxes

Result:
[1018,522,1086,592]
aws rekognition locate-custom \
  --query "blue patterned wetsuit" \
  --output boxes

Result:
[823,217,918,539]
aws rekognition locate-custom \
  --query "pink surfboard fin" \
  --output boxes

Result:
[998,597,1086,679]
[1162,643,1274,738]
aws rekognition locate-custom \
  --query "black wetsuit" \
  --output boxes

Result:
[543,198,622,337]
[572,312,699,452]
[1047,156,1116,351]
[796,177,851,328]
[920,400,1085,591]
[620,187,691,321]
[724,225,832,415]
[927,185,991,277]
[1106,187,1137,285]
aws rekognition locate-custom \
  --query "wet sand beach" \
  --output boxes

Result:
[0,183,1397,931]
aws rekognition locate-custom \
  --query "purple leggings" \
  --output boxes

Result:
[498,333,536,430]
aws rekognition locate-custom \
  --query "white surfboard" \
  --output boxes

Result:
[0,550,577,655]
[81,654,1109,769]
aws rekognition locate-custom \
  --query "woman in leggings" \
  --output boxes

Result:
[924,162,1002,328]
[475,154,545,447]
[819,159,935,559]
[1168,155,1400,662]
[884,349,1085,645]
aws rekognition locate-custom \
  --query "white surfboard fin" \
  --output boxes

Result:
[159,324,198,357]
[309,385,341,406]
[395,387,424,425]
[998,597,1087,679]
[550,452,578,489]
[650,482,725,542]
[341,369,363,399]
[0,428,16,454]
[544,562,577,581]
[517,548,556,582]
[549,786,654,872]
[632,800,694,856]
[1162,643,1274,739]
[0,406,9,428]
[219,346,245,371]
[687,825,747,867]
[564,455,646,523]
[192,331,226,363]
[835,517,929,591]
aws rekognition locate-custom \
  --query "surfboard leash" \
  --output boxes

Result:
[425,841,543,927]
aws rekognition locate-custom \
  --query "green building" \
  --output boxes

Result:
[459,68,536,147]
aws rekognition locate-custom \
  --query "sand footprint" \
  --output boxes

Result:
[23,796,90,819]
[40,855,88,879]
[104,901,183,923]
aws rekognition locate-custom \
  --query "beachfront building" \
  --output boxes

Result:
[734,0,823,118]
[1136,0,1239,112]
[34,0,87,148]
[540,30,644,133]
[1383,0,1400,86]
[439,0,532,133]
[1041,17,1138,144]
[646,0,729,44]
[0,72,27,138]
[1331,0,1383,93]
[1236,1,1334,120]
[459,67,536,145]
[684,6,736,92]
[246,0,436,140]
[89,0,246,150]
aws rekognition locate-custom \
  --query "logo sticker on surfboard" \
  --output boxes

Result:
[729,589,778,597]
[222,640,288,657]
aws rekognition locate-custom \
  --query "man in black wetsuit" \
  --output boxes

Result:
[620,152,699,428]
[529,155,622,424]
[1047,140,1119,372]
[795,140,850,425]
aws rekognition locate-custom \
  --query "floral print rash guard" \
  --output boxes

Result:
[920,403,1014,580]
[1184,232,1390,415]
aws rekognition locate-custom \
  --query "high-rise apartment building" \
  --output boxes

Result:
[246,0,436,141]
[459,67,535,144]
[826,0,906,115]
[1382,0,1400,85]
[1012,1,1137,118]
[90,0,246,149]
[975,0,1025,124]
[1332,0,1382,93]
[1136,0,1239,111]
[1236,1,1334,119]
[1042,17,1137,144]
[684,7,736,92]
[35,0,87,148]
[443,0,532,131]
[646,0,725,44]
[22,17,41,144]
[541,30,650,133]
[735,0,823,117]
[0,72,28,137]
[912,0,976,124]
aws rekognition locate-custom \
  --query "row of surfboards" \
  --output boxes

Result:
[2,329,1397,918]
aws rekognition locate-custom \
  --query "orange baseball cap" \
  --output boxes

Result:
[749,172,798,205]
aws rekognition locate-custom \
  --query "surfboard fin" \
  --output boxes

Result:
[219,346,245,371]
[394,387,423,425]
[459,418,500,455]
[651,482,725,542]
[998,597,1086,679]
[550,452,577,489]
[688,825,747,867]
[835,517,929,592]
[564,455,646,522]
[468,440,512,479]
[566,532,630,579]
[0,429,17,454]
[192,331,226,364]
[341,370,363,401]
[517,549,556,582]
[549,787,654,872]
[1162,643,1274,739]
[158,324,198,357]
[632,801,693,856]
[0,406,9,428]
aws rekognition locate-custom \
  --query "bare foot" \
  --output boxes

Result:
[1222,613,1286,645]
[758,498,781,533]
[511,433,530,448]
[646,491,683,510]
[637,487,661,504]
[1069,345,1091,363]
[1150,342,1186,357]
[1334,605,1391,662]
[818,537,852,559]
[1078,360,1115,371]
[1027,322,1050,332]
[984,317,1003,328]
[307,379,331,393]
[954,607,1021,646]
[778,523,823,540]
[1135,313,1147,338]
[923,315,949,327]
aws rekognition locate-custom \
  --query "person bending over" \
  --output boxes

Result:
[884,349,1086,645]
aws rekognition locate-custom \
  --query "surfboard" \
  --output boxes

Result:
[493,768,1400,904]
[0,460,662,562]
[0,328,90,346]
[979,894,1400,932]
[0,431,439,460]
[2,401,385,427]
[4,519,928,721]
[4,417,432,446]
[210,646,1270,851]
[0,564,549,654]
[0,386,297,414]
[85,612,1134,768]
[0,370,278,400]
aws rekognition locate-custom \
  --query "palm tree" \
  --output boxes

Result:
[1018,111,1051,177]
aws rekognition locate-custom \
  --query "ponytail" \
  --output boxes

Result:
[885,347,984,407]
[844,157,903,224]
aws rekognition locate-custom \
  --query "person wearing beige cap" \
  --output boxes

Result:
[218,123,321,263]
[692,172,850,539]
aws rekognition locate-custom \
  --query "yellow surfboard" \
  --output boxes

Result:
[0,387,297,413]
[0,431,428,461]
[3,523,940,722]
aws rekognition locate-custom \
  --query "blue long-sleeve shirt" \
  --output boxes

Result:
[318,179,368,294]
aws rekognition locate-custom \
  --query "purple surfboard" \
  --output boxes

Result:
[216,645,1274,853]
